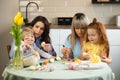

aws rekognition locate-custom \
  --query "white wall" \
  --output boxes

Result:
[0,0,19,79]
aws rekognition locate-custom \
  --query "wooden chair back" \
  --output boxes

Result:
[7,45,11,59]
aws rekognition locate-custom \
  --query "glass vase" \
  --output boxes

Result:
[12,46,23,70]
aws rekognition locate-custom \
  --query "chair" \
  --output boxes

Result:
[7,45,11,59]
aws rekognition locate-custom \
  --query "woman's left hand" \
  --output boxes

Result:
[42,43,52,52]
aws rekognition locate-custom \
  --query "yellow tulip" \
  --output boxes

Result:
[17,17,23,26]
[14,12,20,23]
[14,12,23,26]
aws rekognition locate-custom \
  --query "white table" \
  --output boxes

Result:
[2,60,114,80]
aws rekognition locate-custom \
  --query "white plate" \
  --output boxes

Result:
[80,62,106,70]
[81,60,91,64]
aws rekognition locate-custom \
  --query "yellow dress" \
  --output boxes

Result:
[83,42,105,56]
[83,42,105,63]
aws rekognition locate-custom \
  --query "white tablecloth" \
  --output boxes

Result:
[2,60,114,80]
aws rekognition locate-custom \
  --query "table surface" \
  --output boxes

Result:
[2,60,114,80]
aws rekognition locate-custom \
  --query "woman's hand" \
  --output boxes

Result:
[61,47,71,58]
[42,43,52,52]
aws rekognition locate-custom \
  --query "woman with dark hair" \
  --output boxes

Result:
[27,16,56,57]
[10,16,56,58]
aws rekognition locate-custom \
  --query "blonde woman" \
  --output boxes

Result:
[61,13,90,59]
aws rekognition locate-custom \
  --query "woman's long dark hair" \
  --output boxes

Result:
[25,16,51,43]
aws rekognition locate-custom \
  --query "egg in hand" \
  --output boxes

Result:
[41,42,46,47]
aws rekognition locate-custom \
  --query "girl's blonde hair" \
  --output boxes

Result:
[85,18,109,57]
[70,13,90,49]
[22,27,34,40]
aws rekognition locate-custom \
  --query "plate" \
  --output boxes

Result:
[81,60,91,64]
[80,62,106,70]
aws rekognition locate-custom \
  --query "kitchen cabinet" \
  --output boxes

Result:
[50,29,71,56]
[107,30,120,45]
[109,46,120,80]
[50,29,60,56]
[107,30,120,80]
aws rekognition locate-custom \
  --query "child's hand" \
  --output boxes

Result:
[84,54,90,60]
[33,51,39,56]
[81,52,90,60]
[101,56,111,64]
[22,44,30,51]
[50,56,55,59]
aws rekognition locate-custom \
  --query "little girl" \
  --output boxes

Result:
[21,27,53,66]
[80,18,112,64]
